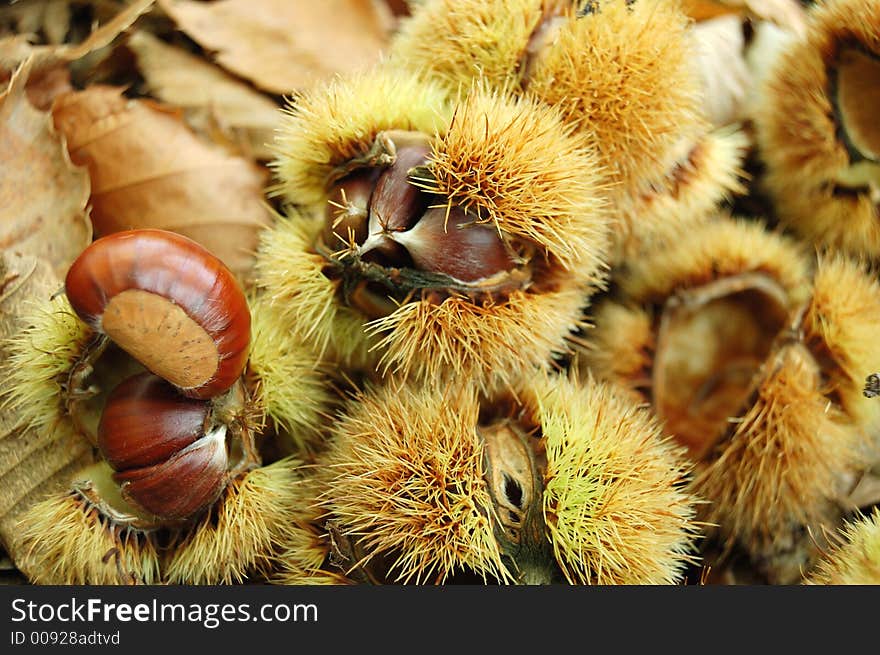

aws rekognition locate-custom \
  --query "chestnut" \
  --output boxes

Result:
[64,229,251,400]
[97,371,229,522]
[350,134,519,283]
[359,204,518,282]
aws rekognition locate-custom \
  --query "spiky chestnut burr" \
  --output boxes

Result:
[2,249,330,584]
[8,334,310,585]
[579,218,880,583]
[244,292,336,455]
[278,373,699,585]
[160,457,310,585]
[801,255,880,457]
[804,508,880,585]
[752,0,880,259]
[581,217,813,458]
[258,66,609,392]
[271,470,353,585]
[14,456,308,585]
[388,0,746,262]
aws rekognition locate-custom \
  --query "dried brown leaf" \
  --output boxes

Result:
[0,58,92,279]
[127,29,281,160]
[0,0,66,41]
[24,64,72,110]
[0,251,95,563]
[0,35,73,110]
[0,34,37,72]
[51,84,273,282]
[1,0,155,75]
[157,0,393,95]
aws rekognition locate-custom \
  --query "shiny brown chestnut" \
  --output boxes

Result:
[352,135,519,283]
[359,204,518,282]
[65,229,251,400]
[97,371,229,522]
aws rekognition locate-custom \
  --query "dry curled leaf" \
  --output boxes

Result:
[0,0,69,43]
[157,0,394,95]
[127,29,281,160]
[51,84,273,282]
[0,58,92,279]
[0,0,155,75]
[0,251,96,567]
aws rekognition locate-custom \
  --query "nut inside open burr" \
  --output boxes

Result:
[314,130,534,319]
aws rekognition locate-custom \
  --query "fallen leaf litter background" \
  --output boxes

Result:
[2,0,879,585]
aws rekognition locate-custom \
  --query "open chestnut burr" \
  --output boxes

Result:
[58,229,261,526]
[258,67,610,393]
[753,0,880,260]
[2,228,326,584]
[578,216,880,583]
[273,374,699,585]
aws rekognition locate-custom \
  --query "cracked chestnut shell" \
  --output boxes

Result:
[64,229,251,399]
[97,371,229,522]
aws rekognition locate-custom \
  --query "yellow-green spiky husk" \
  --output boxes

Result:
[318,381,511,584]
[1,294,93,435]
[692,343,862,583]
[533,374,700,585]
[388,0,545,95]
[273,521,349,585]
[802,255,880,452]
[527,0,706,197]
[163,458,309,585]
[612,127,750,263]
[246,291,336,453]
[577,217,814,402]
[752,0,880,258]
[272,469,349,585]
[617,216,813,307]
[253,213,377,371]
[15,489,162,585]
[426,85,610,271]
[366,270,593,394]
[260,86,610,393]
[575,300,655,404]
[271,66,453,207]
[805,508,880,584]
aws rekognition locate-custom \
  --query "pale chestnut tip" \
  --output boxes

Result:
[64,229,251,400]
[98,371,229,522]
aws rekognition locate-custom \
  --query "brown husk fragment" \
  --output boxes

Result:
[652,272,792,459]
